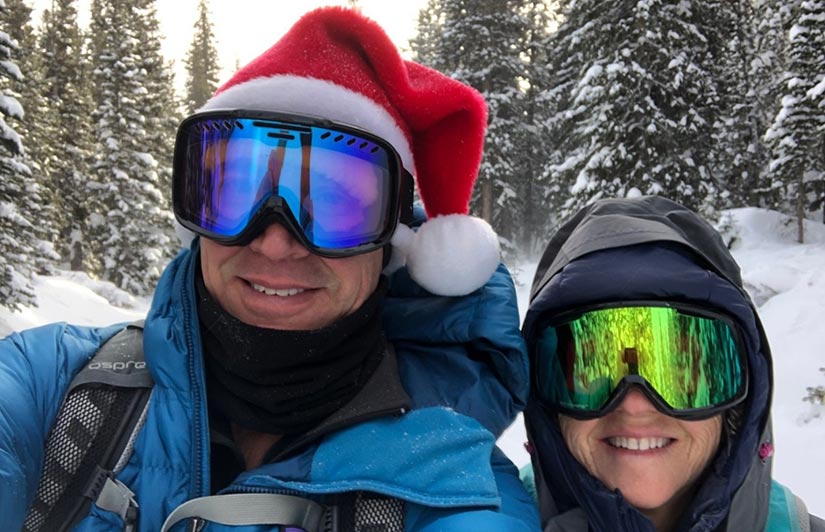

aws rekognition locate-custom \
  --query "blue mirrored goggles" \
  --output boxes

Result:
[172,110,414,257]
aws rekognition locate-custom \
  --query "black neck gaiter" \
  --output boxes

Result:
[196,272,387,435]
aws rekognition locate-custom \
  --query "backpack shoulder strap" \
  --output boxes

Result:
[767,479,816,532]
[160,494,325,532]
[788,487,820,532]
[789,488,825,532]
[160,491,405,532]
[23,321,152,532]
[811,514,825,532]
[68,320,151,391]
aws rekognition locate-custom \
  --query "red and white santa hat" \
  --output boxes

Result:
[199,6,499,296]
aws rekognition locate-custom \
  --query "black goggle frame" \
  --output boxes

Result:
[530,300,750,421]
[172,109,415,258]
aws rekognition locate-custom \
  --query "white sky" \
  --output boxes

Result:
[30,0,427,91]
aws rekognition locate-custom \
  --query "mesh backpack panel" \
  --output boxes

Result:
[24,323,409,532]
[23,324,151,532]
[353,492,404,532]
[23,386,148,531]
[326,492,404,532]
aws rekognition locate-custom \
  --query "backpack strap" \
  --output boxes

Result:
[23,322,152,532]
[160,494,325,532]
[793,491,812,532]
[811,514,825,532]
[160,491,405,532]
[789,489,825,532]
[767,479,816,532]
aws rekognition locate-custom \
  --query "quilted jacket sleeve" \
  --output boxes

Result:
[404,447,540,531]
[0,323,119,528]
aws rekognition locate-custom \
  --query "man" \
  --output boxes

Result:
[0,7,538,531]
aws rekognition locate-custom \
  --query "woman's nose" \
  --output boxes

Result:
[614,387,659,415]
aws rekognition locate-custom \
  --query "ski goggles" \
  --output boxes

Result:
[172,110,413,257]
[531,301,748,420]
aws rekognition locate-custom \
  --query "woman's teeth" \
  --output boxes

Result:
[607,437,672,451]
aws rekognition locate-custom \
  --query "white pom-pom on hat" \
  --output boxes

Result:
[389,215,500,296]
[385,224,414,275]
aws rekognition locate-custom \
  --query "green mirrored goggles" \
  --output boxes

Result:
[532,301,748,420]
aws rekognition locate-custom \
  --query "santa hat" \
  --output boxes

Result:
[199,6,499,296]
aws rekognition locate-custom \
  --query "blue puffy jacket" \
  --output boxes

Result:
[0,241,539,531]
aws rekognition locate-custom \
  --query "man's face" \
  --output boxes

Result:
[200,222,383,330]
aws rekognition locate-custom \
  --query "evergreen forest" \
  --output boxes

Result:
[0,0,823,310]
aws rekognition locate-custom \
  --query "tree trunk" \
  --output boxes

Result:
[70,241,84,272]
[797,174,805,244]
[481,177,494,223]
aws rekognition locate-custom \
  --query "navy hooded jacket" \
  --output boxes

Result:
[522,196,820,531]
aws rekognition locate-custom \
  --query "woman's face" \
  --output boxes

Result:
[559,388,722,525]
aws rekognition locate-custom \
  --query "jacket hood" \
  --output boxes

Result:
[383,260,529,438]
[380,202,528,439]
[523,196,775,531]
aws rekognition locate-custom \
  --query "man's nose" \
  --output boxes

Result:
[247,221,311,260]
[614,387,658,415]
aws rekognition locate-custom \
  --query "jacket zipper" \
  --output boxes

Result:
[183,256,205,498]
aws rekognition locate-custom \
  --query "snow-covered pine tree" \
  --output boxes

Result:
[132,0,179,258]
[4,0,42,166]
[410,0,447,73]
[749,0,802,209]
[514,0,559,257]
[804,368,825,411]
[706,1,768,210]
[88,0,170,295]
[412,0,531,260]
[36,0,97,272]
[184,0,220,114]
[764,0,825,242]
[2,0,59,277]
[536,0,586,219]
[545,0,730,221]
[0,0,42,309]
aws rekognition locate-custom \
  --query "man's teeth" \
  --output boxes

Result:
[251,283,305,297]
[607,437,671,451]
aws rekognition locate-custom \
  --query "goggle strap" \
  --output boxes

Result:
[400,170,415,225]
[300,135,312,228]
[555,376,744,420]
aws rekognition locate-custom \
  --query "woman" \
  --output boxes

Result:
[522,196,823,531]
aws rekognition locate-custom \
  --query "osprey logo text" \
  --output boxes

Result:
[89,360,147,371]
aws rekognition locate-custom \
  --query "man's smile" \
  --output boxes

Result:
[249,282,307,297]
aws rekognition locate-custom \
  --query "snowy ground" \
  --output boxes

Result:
[1,207,823,514]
